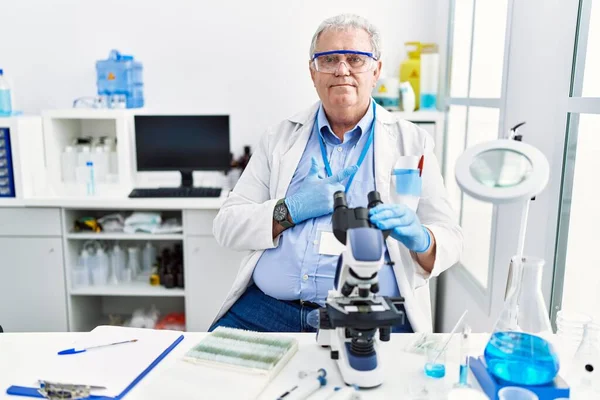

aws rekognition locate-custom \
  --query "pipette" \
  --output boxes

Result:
[430,310,468,365]
[276,369,327,400]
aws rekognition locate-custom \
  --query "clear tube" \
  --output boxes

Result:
[455,324,472,388]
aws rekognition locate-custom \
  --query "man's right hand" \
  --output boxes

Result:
[284,157,358,224]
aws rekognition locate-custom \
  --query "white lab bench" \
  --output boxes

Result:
[0,109,446,334]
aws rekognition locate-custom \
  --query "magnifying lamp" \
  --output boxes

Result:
[454,123,549,259]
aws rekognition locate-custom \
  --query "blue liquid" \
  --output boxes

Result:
[459,364,468,385]
[424,363,446,378]
[484,331,560,385]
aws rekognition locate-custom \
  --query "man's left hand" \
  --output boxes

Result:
[369,204,431,253]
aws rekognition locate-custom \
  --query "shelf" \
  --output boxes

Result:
[70,281,184,297]
[66,231,184,240]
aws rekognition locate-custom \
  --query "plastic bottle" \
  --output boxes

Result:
[77,145,92,183]
[400,81,416,112]
[96,50,144,109]
[128,247,141,278]
[61,146,78,182]
[110,242,127,282]
[0,69,12,117]
[420,43,440,110]
[399,42,422,109]
[72,248,91,287]
[92,145,108,183]
[142,242,157,273]
[92,246,109,285]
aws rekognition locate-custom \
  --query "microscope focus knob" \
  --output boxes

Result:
[341,283,355,297]
[379,327,391,342]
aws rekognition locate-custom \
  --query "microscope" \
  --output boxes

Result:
[316,190,407,388]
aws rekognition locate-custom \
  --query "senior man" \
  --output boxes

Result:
[211,14,463,333]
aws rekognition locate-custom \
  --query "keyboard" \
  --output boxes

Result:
[128,187,222,198]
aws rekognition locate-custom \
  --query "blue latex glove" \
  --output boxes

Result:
[285,157,358,224]
[369,204,431,253]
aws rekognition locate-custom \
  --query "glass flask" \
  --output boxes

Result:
[566,321,600,396]
[484,256,560,385]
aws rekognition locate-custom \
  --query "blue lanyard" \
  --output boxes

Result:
[317,101,376,192]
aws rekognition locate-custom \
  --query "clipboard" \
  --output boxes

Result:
[5,327,184,399]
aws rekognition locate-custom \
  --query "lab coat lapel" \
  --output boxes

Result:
[374,119,397,203]
[276,122,313,199]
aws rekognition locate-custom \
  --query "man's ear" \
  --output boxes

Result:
[309,61,316,86]
[373,60,383,83]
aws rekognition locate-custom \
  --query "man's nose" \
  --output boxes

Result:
[334,61,351,76]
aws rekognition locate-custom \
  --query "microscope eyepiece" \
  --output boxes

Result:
[367,191,383,209]
[333,191,348,210]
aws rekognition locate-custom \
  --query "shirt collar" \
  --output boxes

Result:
[317,99,375,145]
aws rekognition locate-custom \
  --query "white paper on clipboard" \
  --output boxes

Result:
[10,325,183,398]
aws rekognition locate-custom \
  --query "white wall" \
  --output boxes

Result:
[0,0,438,156]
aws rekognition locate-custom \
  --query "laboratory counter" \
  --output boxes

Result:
[0,330,493,400]
[0,191,229,210]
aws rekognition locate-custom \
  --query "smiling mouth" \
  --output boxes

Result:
[331,84,354,87]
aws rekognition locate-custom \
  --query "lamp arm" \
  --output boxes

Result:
[516,198,531,260]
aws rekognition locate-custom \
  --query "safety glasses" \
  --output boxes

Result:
[311,50,378,74]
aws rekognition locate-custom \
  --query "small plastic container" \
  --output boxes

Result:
[96,50,144,108]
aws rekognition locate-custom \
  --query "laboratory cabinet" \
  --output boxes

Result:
[0,237,68,332]
[184,209,245,331]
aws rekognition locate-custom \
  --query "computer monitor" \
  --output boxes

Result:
[134,115,230,188]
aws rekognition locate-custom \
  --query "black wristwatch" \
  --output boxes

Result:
[274,198,294,229]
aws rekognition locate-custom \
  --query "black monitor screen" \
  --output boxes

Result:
[134,115,230,172]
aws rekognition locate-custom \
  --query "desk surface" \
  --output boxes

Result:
[0,331,492,400]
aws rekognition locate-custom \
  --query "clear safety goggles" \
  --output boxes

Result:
[311,50,378,74]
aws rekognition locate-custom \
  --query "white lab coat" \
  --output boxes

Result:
[212,102,463,333]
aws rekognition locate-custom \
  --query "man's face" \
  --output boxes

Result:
[310,28,382,111]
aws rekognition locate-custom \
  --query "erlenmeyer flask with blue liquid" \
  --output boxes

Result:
[484,256,560,385]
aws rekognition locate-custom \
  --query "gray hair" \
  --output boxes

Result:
[309,14,382,60]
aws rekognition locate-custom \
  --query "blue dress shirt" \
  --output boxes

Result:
[253,100,400,304]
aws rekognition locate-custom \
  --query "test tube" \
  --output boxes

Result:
[455,324,472,388]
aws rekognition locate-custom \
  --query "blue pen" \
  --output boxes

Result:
[58,339,138,355]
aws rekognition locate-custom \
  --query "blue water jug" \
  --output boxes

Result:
[96,50,144,108]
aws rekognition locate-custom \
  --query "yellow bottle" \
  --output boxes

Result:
[399,42,422,109]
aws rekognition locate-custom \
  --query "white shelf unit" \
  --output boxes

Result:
[41,109,135,198]
[66,232,184,240]
[70,280,185,297]
[62,208,186,332]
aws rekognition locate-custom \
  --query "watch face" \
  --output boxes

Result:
[274,204,287,221]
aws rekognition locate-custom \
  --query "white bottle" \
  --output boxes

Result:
[92,247,109,285]
[93,145,108,183]
[0,69,13,116]
[77,145,92,183]
[103,137,118,176]
[420,47,440,110]
[110,242,127,282]
[128,247,141,279]
[61,146,78,182]
[142,242,157,273]
[400,81,416,112]
[72,248,91,288]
